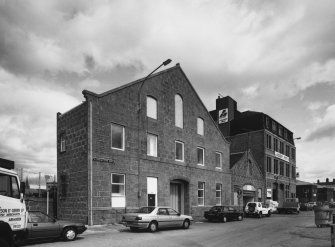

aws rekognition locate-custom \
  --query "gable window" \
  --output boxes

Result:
[198,182,205,206]
[215,152,222,169]
[60,134,66,152]
[147,96,157,119]
[175,141,184,162]
[147,133,158,157]
[111,173,125,207]
[175,94,183,128]
[197,147,205,166]
[278,126,283,136]
[197,117,204,135]
[216,183,222,205]
[111,123,125,150]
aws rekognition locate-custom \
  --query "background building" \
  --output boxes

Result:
[57,64,231,224]
[296,180,317,203]
[210,96,297,207]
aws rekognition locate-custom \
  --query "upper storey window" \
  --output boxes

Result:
[175,94,183,128]
[272,121,277,132]
[197,117,204,136]
[111,123,125,151]
[147,96,157,119]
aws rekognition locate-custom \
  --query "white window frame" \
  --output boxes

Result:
[147,133,158,157]
[216,183,222,205]
[197,147,205,166]
[111,123,125,151]
[147,96,157,120]
[197,117,204,136]
[175,141,184,162]
[175,94,183,128]
[111,173,126,207]
[60,134,66,152]
[215,152,222,169]
[198,182,205,206]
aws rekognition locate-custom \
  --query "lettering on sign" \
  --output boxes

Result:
[274,152,289,162]
[93,157,115,165]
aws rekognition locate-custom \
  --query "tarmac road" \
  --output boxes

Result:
[24,211,331,247]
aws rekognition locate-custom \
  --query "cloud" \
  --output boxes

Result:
[0,68,80,173]
[305,105,335,141]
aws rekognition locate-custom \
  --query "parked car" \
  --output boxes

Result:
[244,202,271,218]
[204,206,243,222]
[25,211,86,243]
[121,206,193,232]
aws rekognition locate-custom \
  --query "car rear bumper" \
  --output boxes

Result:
[122,221,149,229]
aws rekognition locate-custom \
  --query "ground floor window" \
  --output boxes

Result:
[198,182,205,206]
[216,183,222,205]
[111,173,125,207]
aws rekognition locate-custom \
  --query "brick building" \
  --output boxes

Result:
[296,180,317,203]
[57,64,231,225]
[230,150,265,207]
[210,96,297,207]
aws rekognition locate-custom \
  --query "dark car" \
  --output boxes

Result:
[204,206,244,223]
[25,211,87,242]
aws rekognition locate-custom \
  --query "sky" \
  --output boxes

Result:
[0,0,335,183]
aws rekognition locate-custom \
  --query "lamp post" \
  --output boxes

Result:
[136,59,172,205]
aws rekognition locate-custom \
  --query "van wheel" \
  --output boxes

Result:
[0,238,10,247]
[258,212,262,218]
[148,222,158,232]
[267,211,271,217]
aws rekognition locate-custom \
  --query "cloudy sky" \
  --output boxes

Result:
[0,0,334,182]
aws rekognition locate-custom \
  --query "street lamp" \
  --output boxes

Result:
[136,59,172,202]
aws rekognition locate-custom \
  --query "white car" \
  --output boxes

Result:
[121,206,193,232]
[245,202,271,218]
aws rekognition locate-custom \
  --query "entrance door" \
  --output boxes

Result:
[170,183,181,213]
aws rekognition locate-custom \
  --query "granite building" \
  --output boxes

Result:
[57,64,231,225]
[210,96,297,207]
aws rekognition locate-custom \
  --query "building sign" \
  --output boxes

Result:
[267,188,272,198]
[274,151,289,162]
[218,108,228,124]
[93,157,115,164]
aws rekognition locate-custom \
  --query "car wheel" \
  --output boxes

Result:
[183,219,190,229]
[237,215,243,221]
[267,211,271,217]
[63,227,77,241]
[221,216,227,223]
[258,212,262,218]
[148,222,158,232]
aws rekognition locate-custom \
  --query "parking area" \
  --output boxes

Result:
[24,211,331,247]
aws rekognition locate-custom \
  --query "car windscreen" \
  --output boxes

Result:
[138,207,155,214]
